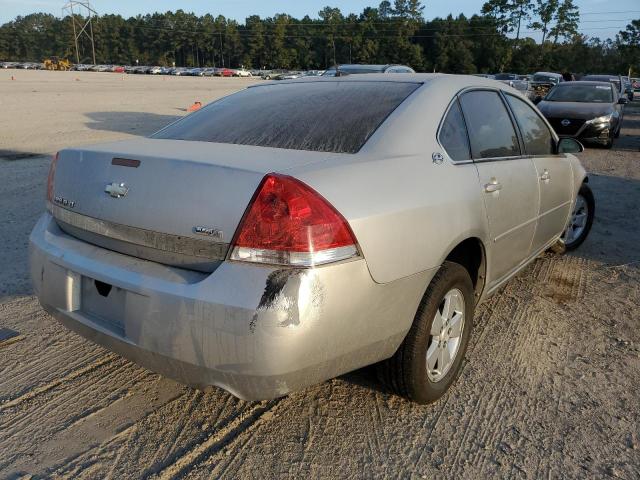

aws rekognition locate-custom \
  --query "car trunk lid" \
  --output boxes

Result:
[50,138,332,272]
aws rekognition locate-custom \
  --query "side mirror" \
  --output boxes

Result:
[618,97,629,104]
[533,95,543,105]
[557,137,584,154]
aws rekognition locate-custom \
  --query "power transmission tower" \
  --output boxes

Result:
[62,1,97,65]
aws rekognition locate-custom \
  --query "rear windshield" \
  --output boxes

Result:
[546,84,613,103]
[582,76,621,89]
[152,81,420,153]
[533,74,559,83]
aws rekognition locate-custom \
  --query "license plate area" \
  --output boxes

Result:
[81,276,126,336]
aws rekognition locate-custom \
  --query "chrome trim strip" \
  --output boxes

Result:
[493,216,538,243]
[50,204,228,260]
[493,200,572,243]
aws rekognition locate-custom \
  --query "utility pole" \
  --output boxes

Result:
[62,1,97,65]
[219,32,224,67]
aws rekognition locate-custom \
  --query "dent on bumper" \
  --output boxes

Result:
[30,213,434,400]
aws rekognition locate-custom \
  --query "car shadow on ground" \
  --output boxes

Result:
[577,173,640,267]
[84,111,181,137]
[0,150,47,160]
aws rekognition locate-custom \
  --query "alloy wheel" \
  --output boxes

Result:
[564,194,589,244]
[426,288,465,382]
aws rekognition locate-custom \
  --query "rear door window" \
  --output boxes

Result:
[153,81,420,154]
[439,100,470,161]
[504,94,554,156]
[459,90,521,159]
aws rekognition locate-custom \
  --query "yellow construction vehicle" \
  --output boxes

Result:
[43,57,72,71]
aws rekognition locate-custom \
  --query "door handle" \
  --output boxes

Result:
[484,179,502,193]
[540,170,551,182]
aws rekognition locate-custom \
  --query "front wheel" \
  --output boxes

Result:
[563,183,595,250]
[377,261,474,404]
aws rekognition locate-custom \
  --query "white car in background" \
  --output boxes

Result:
[234,68,253,77]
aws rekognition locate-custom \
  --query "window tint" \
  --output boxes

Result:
[153,81,420,153]
[505,94,554,155]
[546,84,613,103]
[459,91,520,159]
[439,100,470,161]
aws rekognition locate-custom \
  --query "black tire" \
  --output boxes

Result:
[377,261,474,404]
[614,124,621,138]
[564,183,595,251]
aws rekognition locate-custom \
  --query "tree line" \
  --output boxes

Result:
[0,0,638,75]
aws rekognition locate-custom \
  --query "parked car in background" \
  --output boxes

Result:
[493,73,530,98]
[261,69,288,79]
[277,71,303,80]
[580,74,624,97]
[214,68,236,77]
[621,76,634,102]
[32,74,593,405]
[322,64,415,76]
[234,68,253,77]
[536,81,626,148]
[302,70,325,77]
[530,71,563,98]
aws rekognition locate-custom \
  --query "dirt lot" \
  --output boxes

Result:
[1,70,639,479]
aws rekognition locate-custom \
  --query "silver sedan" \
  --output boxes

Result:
[29,74,594,403]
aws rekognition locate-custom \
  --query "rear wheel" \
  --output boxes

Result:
[377,261,474,404]
[563,183,595,250]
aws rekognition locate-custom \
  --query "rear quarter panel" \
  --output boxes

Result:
[300,157,488,284]
[289,78,492,284]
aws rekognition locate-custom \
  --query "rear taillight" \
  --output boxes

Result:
[46,152,59,203]
[230,173,359,266]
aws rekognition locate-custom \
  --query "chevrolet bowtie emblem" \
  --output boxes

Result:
[105,182,129,198]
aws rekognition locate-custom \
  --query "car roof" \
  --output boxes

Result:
[534,71,561,76]
[570,80,615,86]
[254,72,499,86]
[251,73,525,103]
[582,74,620,80]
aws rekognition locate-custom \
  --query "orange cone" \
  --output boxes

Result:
[187,101,202,112]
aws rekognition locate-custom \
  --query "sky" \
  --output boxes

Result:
[1,0,639,41]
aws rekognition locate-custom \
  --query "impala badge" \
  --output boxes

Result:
[194,226,224,240]
[105,182,129,198]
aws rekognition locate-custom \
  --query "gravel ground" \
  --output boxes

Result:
[1,71,639,479]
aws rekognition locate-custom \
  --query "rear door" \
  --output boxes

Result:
[504,94,572,253]
[459,90,539,286]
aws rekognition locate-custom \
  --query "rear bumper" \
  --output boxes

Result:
[29,213,432,400]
